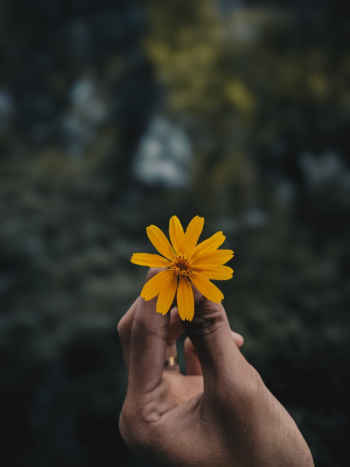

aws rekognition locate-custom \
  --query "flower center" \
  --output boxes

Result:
[172,254,193,276]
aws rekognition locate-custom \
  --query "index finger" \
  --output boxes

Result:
[128,268,171,395]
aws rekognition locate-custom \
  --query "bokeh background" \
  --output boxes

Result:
[1,0,349,465]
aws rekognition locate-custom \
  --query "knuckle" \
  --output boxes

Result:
[119,404,154,451]
[132,310,169,340]
[238,365,265,405]
[184,298,226,338]
[117,317,130,347]
[117,317,126,338]
[215,366,265,422]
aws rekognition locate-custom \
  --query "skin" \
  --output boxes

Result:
[118,268,314,467]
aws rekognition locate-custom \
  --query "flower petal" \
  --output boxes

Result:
[131,253,171,267]
[182,216,204,255]
[193,265,234,280]
[177,276,194,321]
[146,225,176,261]
[191,231,226,259]
[156,273,177,314]
[194,249,234,266]
[190,271,224,303]
[141,269,174,301]
[169,216,185,253]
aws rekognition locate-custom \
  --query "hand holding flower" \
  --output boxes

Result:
[118,266,314,467]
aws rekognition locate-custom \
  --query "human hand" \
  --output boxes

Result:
[118,268,314,467]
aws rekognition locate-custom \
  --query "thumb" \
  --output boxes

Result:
[183,292,245,392]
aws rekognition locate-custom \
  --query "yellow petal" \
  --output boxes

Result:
[131,253,171,267]
[156,273,177,314]
[177,276,194,321]
[191,231,226,259]
[146,225,176,261]
[169,216,185,253]
[193,265,233,280]
[190,271,224,303]
[195,249,234,266]
[140,269,173,300]
[182,216,204,255]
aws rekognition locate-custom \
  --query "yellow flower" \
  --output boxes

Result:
[131,216,234,321]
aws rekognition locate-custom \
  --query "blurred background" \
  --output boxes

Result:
[1,0,349,465]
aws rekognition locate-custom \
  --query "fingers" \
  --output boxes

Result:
[183,291,246,392]
[127,268,171,394]
[117,296,141,369]
[166,307,184,351]
[232,331,244,348]
[118,269,246,397]
[184,337,202,376]
[164,308,184,368]
[118,275,245,379]
[118,301,184,370]
[184,331,244,376]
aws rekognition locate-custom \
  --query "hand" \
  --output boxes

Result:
[118,268,314,467]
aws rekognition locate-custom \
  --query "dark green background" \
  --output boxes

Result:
[0,0,349,465]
